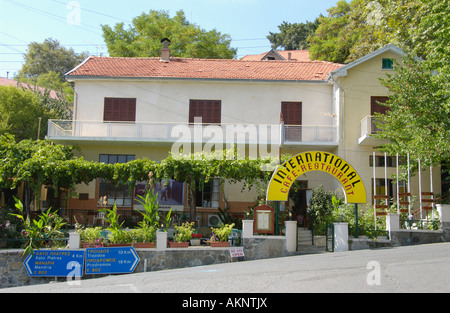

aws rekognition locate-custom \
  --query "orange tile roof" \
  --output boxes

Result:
[67,56,343,82]
[241,50,311,62]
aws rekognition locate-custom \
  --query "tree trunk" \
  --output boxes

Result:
[188,185,197,224]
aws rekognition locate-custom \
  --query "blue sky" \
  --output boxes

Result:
[0,0,338,78]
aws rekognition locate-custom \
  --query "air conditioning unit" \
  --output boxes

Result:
[208,214,222,227]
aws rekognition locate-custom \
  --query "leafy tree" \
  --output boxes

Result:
[0,86,47,141]
[102,10,236,59]
[307,0,426,63]
[375,0,450,170]
[267,19,320,51]
[0,135,75,216]
[308,0,354,63]
[0,85,70,141]
[19,71,75,103]
[18,38,88,80]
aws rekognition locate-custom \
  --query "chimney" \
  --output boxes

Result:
[160,38,171,62]
[287,52,292,61]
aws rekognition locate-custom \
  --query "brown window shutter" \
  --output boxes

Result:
[189,100,221,124]
[281,102,302,125]
[371,97,389,115]
[104,98,136,122]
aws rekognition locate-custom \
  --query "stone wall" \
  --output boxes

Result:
[0,236,288,289]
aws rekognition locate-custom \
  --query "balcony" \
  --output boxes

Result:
[282,124,339,148]
[47,120,339,149]
[47,120,282,147]
[358,115,389,145]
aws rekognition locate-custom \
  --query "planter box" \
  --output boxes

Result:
[209,241,230,247]
[134,242,155,248]
[108,243,133,247]
[169,242,189,248]
[190,239,202,246]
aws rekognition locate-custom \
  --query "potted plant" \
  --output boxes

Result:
[101,203,132,246]
[131,226,156,248]
[108,229,133,246]
[170,222,195,248]
[10,197,67,255]
[77,226,105,248]
[190,233,203,246]
[208,223,234,247]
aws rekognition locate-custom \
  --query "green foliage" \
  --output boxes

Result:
[267,19,320,51]
[10,197,66,255]
[19,38,88,80]
[0,86,49,141]
[210,223,235,242]
[308,0,353,63]
[100,203,132,244]
[376,55,450,168]
[134,190,160,229]
[77,226,105,247]
[130,226,156,243]
[307,185,335,225]
[102,10,236,59]
[173,222,195,242]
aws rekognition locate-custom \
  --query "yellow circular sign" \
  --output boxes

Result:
[266,151,366,204]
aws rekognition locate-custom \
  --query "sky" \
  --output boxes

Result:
[0,0,338,78]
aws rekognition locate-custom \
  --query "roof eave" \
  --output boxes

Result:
[329,44,406,79]
[65,75,331,84]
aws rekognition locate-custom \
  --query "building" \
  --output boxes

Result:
[46,43,442,227]
[0,77,59,99]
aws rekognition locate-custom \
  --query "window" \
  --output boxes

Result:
[189,100,221,124]
[382,58,394,70]
[195,178,220,208]
[372,178,393,202]
[370,96,389,134]
[103,98,136,122]
[282,102,302,142]
[369,155,406,167]
[99,154,135,207]
[281,102,302,125]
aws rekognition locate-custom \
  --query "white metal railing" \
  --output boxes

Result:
[47,120,282,145]
[48,120,339,146]
[283,125,338,144]
[360,115,384,138]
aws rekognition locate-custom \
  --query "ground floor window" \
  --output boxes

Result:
[98,154,135,207]
[195,178,220,208]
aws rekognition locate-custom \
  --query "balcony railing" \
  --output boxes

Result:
[47,120,338,146]
[359,115,387,145]
[282,125,338,145]
[47,120,282,145]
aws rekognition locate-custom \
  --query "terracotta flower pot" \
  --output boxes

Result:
[108,243,132,247]
[209,241,230,247]
[169,242,189,248]
[134,242,155,248]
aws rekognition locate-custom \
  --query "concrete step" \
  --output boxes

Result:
[298,228,313,245]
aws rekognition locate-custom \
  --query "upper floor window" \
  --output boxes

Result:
[281,102,302,125]
[189,100,221,124]
[382,58,394,70]
[103,97,136,122]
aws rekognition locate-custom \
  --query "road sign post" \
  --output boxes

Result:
[23,250,85,277]
[85,247,140,275]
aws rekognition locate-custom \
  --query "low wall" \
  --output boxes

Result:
[0,236,288,289]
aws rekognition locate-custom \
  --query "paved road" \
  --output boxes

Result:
[2,243,450,293]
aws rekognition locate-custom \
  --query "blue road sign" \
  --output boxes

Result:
[85,247,140,275]
[23,250,85,277]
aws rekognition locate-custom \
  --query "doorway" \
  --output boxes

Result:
[288,180,310,228]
